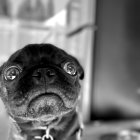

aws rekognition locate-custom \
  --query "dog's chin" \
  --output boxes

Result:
[27,93,70,118]
[11,93,74,123]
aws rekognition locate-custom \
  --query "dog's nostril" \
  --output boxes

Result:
[32,71,42,78]
[46,69,55,77]
[32,68,55,79]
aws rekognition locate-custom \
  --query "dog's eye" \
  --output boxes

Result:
[4,66,22,81]
[63,62,77,76]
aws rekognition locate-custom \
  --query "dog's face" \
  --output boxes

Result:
[0,44,84,127]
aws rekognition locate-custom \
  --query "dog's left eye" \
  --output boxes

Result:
[63,62,77,76]
[4,66,22,81]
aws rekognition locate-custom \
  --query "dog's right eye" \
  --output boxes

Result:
[4,66,22,81]
[63,62,77,76]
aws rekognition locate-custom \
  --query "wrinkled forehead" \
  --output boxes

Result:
[7,44,74,67]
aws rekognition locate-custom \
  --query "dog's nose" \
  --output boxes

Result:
[32,68,56,83]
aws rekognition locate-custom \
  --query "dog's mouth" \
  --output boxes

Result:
[27,92,69,118]
[11,92,74,130]
[10,89,77,123]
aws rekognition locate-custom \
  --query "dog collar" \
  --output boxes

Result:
[33,125,83,140]
[34,127,53,140]
[42,127,53,140]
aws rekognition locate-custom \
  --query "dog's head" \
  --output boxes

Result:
[0,44,84,127]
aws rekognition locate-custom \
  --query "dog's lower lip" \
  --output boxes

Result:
[30,92,63,104]
[27,92,66,117]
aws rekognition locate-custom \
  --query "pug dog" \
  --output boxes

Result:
[0,44,84,140]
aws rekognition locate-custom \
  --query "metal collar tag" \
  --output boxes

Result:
[42,127,53,140]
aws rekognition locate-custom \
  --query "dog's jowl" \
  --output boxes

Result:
[0,44,84,140]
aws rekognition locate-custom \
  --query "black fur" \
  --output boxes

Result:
[0,44,84,140]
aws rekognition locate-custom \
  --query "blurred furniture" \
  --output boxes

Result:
[92,0,140,121]
[66,0,96,123]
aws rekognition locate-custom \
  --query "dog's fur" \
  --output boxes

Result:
[0,44,84,140]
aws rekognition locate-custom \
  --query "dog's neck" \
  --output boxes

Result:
[10,110,82,140]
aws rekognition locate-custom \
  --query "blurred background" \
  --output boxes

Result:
[1,0,140,140]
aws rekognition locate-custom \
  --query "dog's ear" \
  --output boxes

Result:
[0,64,4,98]
[77,64,84,80]
[0,63,5,77]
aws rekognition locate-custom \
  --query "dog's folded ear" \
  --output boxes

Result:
[72,57,84,80]
[77,64,84,80]
[0,64,4,80]
[0,63,6,78]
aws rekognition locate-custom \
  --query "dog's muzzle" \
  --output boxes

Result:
[28,93,67,116]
